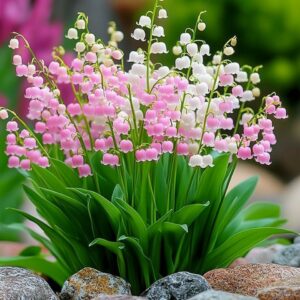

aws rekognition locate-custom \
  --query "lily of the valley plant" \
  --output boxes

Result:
[0,0,289,294]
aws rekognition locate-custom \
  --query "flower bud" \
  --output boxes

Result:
[0,109,8,120]
[198,22,206,31]
[112,31,124,42]
[76,19,86,30]
[172,46,182,56]
[252,87,260,97]
[224,46,234,56]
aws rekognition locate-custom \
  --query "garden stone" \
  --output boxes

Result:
[272,243,300,267]
[60,267,131,300]
[204,264,300,296]
[256,275,300,299]
[92,297,145,300]
[294,236,300,244]
[188,290,258,299]
[244,244,285,264]
[142,271,211,300]
[0,266,58,300]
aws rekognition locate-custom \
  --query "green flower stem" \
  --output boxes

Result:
[1,108,49,158]
[53,54,94,151]
[146,0,159,93]
[166,13,206,208]
[233,78,252,135]
[107,119,128,200]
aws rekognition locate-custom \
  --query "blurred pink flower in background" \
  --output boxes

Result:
[0,95,7,107]
[0,0,74,116]
[0,0,62,64]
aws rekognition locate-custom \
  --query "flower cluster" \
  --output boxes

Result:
[1,2,287,177]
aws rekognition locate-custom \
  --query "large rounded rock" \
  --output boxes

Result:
[189,290,258,299]
[272,244,300,267]
[60,267,131,300]
[204,264,300,296]
[142,272,211,300]
[0,266,57,300]
[256,275,300,299]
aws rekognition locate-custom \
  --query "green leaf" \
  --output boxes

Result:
[74,188,121,234]
[202,227,293,272]
[90,238,126,278]
[19,246,42,257]
[113,198,148,250]
[31,165,74,197]
[119,235,154,290]
[0,255,68,285]
[216,177,258,228]
[217,202,286,244]
[171,203,209,226]
[212,177,259,246]
[111,184,125,202]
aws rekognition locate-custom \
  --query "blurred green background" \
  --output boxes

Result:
[0,0,299,244]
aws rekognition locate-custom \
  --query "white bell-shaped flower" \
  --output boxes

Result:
[196,82,209,96]
[130,63,147,77]
[75,42,85,53]
[158,8,168,19]
[157,66,170,77]
[189,155,203,167]
[131,28,146,41]
[180,33,191,45]
[85,33,95,45]
[241,90,255,102]
[192,63,206,76]
[9,38,19,49]
[212,54,222,65]
[240,113,253,125]
[192,53,203,64]
[67,28,78,39]
[153,26,165,37]
[76,19,86,30]
[187,43,198,57]
[250,72,260,84]
[150,42,168,54]
[236,71,248,82]
[224,62,240,74]
[200,44,210,56]
[175,56,191,70]
[128,51,145,64]
[202,155,214,167]
[138,15,151,28]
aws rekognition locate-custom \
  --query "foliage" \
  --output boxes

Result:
[0,47,24,241]
[0,152,289,293]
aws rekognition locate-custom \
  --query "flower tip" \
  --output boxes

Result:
[0,109,8,120]
[8,38,19,50]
